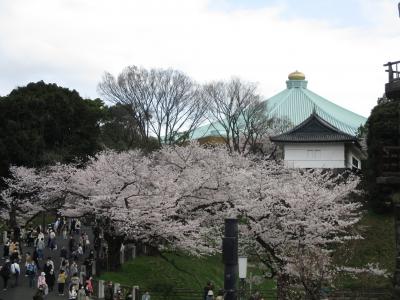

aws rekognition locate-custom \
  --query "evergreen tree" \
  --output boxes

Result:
[366,99,400,212]
[0,81,105,181]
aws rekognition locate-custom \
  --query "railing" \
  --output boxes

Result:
[384,61,400,82]
[384,61,400,99]
[328,288,393,299]
[89,281,277,300]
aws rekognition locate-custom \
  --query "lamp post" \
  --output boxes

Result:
[223,218,238,300]
[238,257,248,300]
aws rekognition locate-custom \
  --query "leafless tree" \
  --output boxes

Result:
[98,66,207,146]
[203,78,289,155]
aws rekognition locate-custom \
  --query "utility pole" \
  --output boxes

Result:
[223,218,238,300]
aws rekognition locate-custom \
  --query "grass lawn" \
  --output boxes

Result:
[333,210,395,289]
[98,210,396,297]
[99,252,275,298]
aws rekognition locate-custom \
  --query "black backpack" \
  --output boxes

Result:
[1,263,11,277]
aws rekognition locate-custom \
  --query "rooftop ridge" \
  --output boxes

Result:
[302,88,367,120]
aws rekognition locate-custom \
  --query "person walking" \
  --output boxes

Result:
[69,236,76,256]
[206,290,214,300]
[84,257,93,278]
[46,269,55,292]
[43,256,54,281]
[70,261,79,277]
[85,276,93,296]
[54,218,60,234]
[3,238,10,258]
[10,260,20,287]
[203,282,213,300]
[32,249,40,270]
[63,226,68,240]
[60,246,68,260]
[141,291,151,300]
[70,273,80,291]
[57,269,67,296]
[77,284,86,300]
[60,258,70,274]
[75,219,81,235]
[26,259,38,288]
[215,290,224,300]
[33,288,44,300]
[68,284,78,300]
[37,271,48,296]
[104,281,114,300]
[10,247,20,263]
[49,230,57,250]
[36,238,45,260]
[0,259,11,291]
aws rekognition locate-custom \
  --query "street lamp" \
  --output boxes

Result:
[238,257,247,300]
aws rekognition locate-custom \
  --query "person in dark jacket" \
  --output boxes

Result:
[203,281,213,300]
[32,249,40,271]
[104,281,114,300]
[68,236,76,255]
[60,247,68,260]
[46,269,56,292]
[33,288,44,300]
[0,259,11,290]
[3,238,10,258]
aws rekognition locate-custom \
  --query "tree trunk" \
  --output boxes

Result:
[8,205,17,231]
[276,273,290,300]
[305,290,320,300]
[103,231,123,271]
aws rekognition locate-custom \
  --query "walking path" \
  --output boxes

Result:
[0,221,94,300]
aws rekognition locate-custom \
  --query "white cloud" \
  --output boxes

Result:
[0,0,399,116]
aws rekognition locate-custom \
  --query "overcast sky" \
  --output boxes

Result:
[0,0,399,117]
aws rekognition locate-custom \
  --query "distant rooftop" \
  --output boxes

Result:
[191,71,367,140]
[270,112,358,143]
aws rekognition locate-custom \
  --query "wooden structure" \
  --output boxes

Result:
[376,146,400,184]
[380,60,400,298]
[384,61,400,100]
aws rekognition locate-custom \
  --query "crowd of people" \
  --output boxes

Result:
[203,281,265,300]
[0,217,95,300]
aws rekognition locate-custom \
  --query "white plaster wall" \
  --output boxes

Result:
[345,145,362,169]
[284,143,345,168]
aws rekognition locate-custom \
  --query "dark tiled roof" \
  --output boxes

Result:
[270,112,358,143]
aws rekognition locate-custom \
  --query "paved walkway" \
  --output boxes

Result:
[0,224,94,300]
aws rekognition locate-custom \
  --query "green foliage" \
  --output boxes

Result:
[356,124,368,139]
[0,81,105,179]
[100,103,159,152]
[365,100,400,212]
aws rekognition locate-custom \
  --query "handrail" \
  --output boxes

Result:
[384,61,400,82]
[384,61,400,66]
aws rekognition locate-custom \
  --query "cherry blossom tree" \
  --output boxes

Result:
[1,143,363,296]
[0,164,73,227]
[58,145,249,268]
[236,163,361,299]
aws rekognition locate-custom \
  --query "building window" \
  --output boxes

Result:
[352,156,359,169]
[307,149,321,159]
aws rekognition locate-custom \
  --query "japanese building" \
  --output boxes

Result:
[192,71,367,169]
[269,71,366,169]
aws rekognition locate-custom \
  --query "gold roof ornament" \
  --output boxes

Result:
[288,70,305,80]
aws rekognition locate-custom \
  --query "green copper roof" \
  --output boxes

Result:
[265,78,367,136]
[191,74,367,139]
